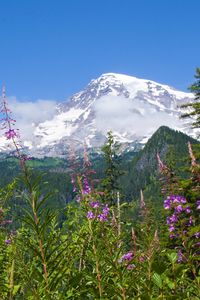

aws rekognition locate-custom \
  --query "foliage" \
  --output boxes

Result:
[181,67,200,130]
[101,131,124,205]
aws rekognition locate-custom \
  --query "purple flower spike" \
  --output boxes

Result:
[139,256,145,262]
[90,201,100,209]
[102,204,110,215]
[175,205,183,214]
[170,234,176,239]
[188,216,193,226]
[5,239,11,245]
[169,225,175,232]
[194,232,200,239]
[164,198,171,209]
[177,250,183,263]
[87,211,95,219]
[76,195,81,203]
[127,264,135,270]
[5,129,18,139]
[180,197,187,204]
[196,200,200,210]
[82,177,91,194]
[167,214,178,225]
[121,252,133,262]
[98,213,107,222]
[185,206,191,214]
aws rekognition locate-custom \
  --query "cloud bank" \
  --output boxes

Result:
[94,95,182,137]
[7,97,57,140]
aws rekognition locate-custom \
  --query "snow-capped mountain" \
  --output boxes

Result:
[0,73,197,156]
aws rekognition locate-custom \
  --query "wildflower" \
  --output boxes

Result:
[97,213,107,222]
[102,204,110,215]
[185,206,191,214]
[167,214,178,225]
[90,201,100,209]
[194,232,200,239]
[173,195,187,204]
[177,250,183,263]
[169,225,175,232]
[164,195,187,210]
[196,200,200,210]
[76,195,81,202]
[170,233,177,239]
[179,196,187,204]
[82,176,91,194]
[87,211,95,219]
[127,264,135,270]
[5,128,18,139]
[5,239,11,245]
[164,198,171,209]
[97,204,110,222]
[121,252,133,262]
[138,256,145,262]
[188,216,193,226]
[175,205,183,214]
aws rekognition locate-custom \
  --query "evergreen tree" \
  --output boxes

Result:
[101,131,123,205]
[181,68,200,130]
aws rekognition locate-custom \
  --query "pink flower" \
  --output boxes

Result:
[90,201,100,209]
[5,129,18,139]
[5,239,11,245]
[87,211,95,219]
[121,252,133,262]
[127,264,135,270]
[97,213,107,222]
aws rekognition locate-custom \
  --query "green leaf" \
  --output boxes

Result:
[13,285,21,296]
[152,272,163,289]
[167,252,177,264]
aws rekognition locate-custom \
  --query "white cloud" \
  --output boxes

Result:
[94,95,182,137]
[7,97,57,140]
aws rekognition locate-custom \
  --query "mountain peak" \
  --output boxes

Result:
[89,72,193,100]
[0,73,197,157]
[97,72,140,82]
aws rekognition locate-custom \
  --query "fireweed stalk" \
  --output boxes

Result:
[158,149,200,269]
[0,87,50,294]
[73,152,112,298]
[79,177,104,296]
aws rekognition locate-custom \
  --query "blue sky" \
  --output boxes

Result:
[0,0,199,101]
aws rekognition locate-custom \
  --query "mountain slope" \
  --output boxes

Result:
[122,126,199,200]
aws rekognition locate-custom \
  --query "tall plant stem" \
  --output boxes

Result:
[92,243,103,298]
[88,220,103,298]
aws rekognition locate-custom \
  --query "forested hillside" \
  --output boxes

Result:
[1,126,199,231]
